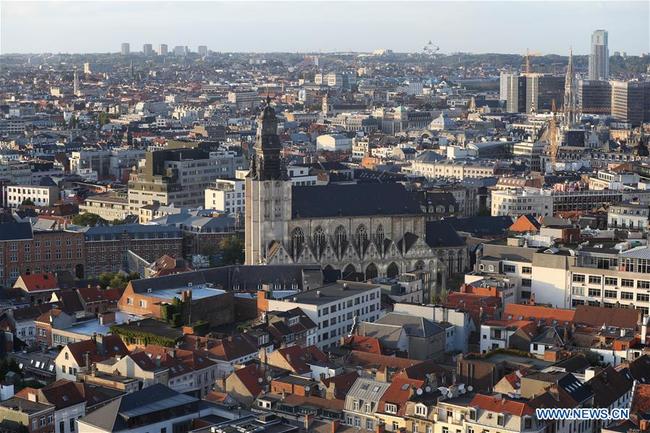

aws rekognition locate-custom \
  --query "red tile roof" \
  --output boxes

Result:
[343,335,382,354]
[277,345,328,374]
[65,335,128,366]
[378,374,425,416]
[470,394,535,417]
[503,304,575,325]
[348,350,421,370]
[233,364,265,396]
[16,273,59,292]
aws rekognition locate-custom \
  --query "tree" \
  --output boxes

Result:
[219,236,244,265]
[21,199,35,206]
[98,112,110,126]
[97,271,139,289]
[71,213,106,227]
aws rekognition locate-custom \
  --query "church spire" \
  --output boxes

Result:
[563,47,578,127]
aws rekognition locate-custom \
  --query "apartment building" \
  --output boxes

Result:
[5,185,60,208]
[259,281,382,349]
[411,159,496,180]
[204,178,245,215]
[79,192,132,221]
[343,377,390,430]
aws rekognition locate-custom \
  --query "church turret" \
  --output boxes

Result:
[245,97,292,265]
[251,97,286,181]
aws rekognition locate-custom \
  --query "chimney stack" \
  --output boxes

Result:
[641,315,649,343]
[330,420,340,433]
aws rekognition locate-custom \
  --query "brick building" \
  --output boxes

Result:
[0,221,85,288]
[83,224,183,277]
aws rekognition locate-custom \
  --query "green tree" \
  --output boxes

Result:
[219,236,244,265]
[98,112,110,126]
[21,199,35,206]
[71,213,106,227]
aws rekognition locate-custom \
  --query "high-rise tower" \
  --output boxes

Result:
[589,30,609,81]
[245,98,291,264]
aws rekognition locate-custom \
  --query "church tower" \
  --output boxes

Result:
[563,48,578,127]
[245,98,291,264]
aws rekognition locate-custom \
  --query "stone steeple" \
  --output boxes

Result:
[251,97,285,181]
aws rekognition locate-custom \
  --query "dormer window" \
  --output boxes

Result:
[523,416,532,429]
[469,408,477,421]
[415,404,427,417]
[497,414,505,426]
[385,403,398,414]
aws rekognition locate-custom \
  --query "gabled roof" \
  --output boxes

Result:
[342,335,382,354]
[321,371,359,400]
[15,273,59,292]
[588,366,634,408]
[232,364,265,396]
[0,221,32,241]
[347,350,421,371]
[64,335,128,366]
[510,215,542,233]
[277,345,328,374]
[470,393,535,417]
[503,304,575,325]
[574,305,639,330]
[378,374,425,416]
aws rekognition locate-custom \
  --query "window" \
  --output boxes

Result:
[522,278,532,288]
[522,266,532,274]
[605,277,617,286]
[497,414,505,426]
[385,403,398,414]
[588,288,601,297]
[621,292,634,300]
[638,280,650,289]
[637,293,650,302]
[503,264,516,273]
[415,405,427,417]
[572,274,585,283]
[605,290,618,299]
[621,279,634,288]
[366,420,374,430]
[588,276,601,285]
[70,418,75,432]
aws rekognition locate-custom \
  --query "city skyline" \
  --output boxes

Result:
[1,1,649,55]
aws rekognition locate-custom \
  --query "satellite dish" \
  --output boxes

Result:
[425,386,432,393]
[447,391,454,398]
[467,385,474,392]
[416,388,423,395]
[305,386,310,392]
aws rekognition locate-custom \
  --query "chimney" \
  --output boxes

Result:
[330,420,340,433]
[99,312,115,326]
[375,422,385,433]
[304,413,314,431]
[584,367,597,382]
[641,315,649,343]
[84,351,90,371]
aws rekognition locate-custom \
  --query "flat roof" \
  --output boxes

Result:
[65,312,143,337]
[153,287,226,301]
[281,281,379,306]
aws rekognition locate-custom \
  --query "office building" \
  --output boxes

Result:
[158,44,168,55]
[525,74,564,113]
[589,29,609,81]
[500,72,527,113]
[578,80,611,115]
[198,45,208,56]
[142,43,153,56]
[120,42,130,55]
[127,144,247,209]
[611,80,646,126]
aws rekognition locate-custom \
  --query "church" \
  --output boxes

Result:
[245,99,467,296]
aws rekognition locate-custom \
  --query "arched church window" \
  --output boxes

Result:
[355,225,368,252]
[313,226,326,247]
[291,227,305,258]
[375,224,384,247]
[334,225,347,250]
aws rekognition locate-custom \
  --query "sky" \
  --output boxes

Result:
[1,1,649,55]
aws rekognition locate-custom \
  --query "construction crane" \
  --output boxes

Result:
[523,48,542,74]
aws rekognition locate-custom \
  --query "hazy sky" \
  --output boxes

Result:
[1,1,649,55]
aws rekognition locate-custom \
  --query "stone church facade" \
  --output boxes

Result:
[245,100,467,296]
